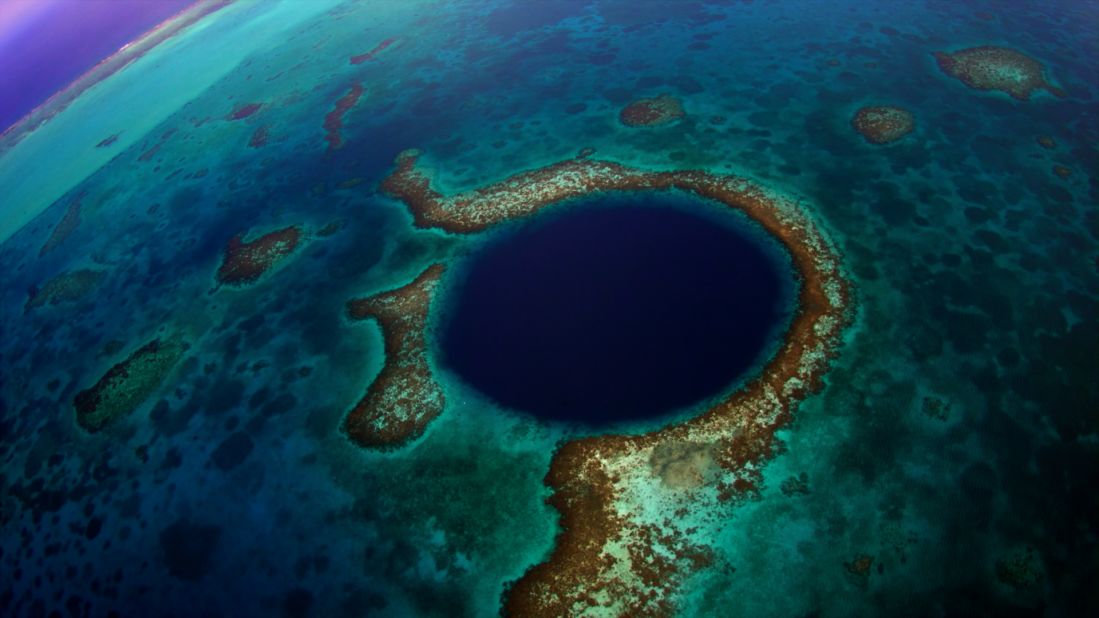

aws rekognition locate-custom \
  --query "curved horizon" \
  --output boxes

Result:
[0,0,250,247]
[0,0,200,134]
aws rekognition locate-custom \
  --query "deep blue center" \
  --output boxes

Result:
[438,193,793,425]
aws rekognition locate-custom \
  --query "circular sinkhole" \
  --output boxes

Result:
[437,190,797,426]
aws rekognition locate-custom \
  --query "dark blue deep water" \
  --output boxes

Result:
[439,193,792,424]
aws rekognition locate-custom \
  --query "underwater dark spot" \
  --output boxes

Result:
[260,392,297,417]
[974,229,1009,252]
[958,462,998,527]
[204,378,245,415]
[941,253,962,267]
[210,430,254,471]
[602,87,633,104]
[341,588,388,615]
[248,387,271,409]
[84,517,103,541]
[485,0,585,37]
[964,206,995,224]
[159,520,220,581]
[238,314,265,333]
[284,588,313,618]
[150,399,192,437]
[159,447,183,471]
[668,75,703,94]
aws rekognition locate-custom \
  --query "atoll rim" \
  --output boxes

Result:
[371,149,853,615]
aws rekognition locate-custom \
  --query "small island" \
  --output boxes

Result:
[934,46,1065,100]
[851,105,915,144]
[215,225,303,286]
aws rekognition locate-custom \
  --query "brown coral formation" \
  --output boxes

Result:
[323,84,364,151]
[343,264,446,449]
[350,37,398,64]
[73,334,188,432]
[851,106,915,145]
[226,102,262,121]
[215,225,302,286]
[25,269,104,313]
[619,94,685,127]
[933,46,1065,100]
[379,150,852,616]
[1036,135,1056,149]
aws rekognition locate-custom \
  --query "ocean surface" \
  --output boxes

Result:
[1,1,1096,617]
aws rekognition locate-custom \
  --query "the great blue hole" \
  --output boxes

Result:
[438,191,795,426]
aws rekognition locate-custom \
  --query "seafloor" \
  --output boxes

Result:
[1,1,1097,617]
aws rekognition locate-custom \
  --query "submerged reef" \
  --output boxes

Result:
[95,133,120,148]
[39,192,84,257]
[226,102,262,121]
[378,150,852,616]
[933,46,1065,100]
[248,125,270,148]
[350,37,398,64]
[343,264,446,449]
[73,334,188,432]
[24,269,104,313]
[851,105,915,144]
[619,94,685,127]
[215,225,302,286]
[323,84,364,151]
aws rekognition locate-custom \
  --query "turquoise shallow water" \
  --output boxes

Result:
[1,1,1097,616]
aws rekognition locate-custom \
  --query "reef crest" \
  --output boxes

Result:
[372,149,853,616]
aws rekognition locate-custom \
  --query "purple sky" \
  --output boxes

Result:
[0,0,196,132]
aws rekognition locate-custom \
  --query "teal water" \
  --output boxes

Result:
[1,1,1096,616]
